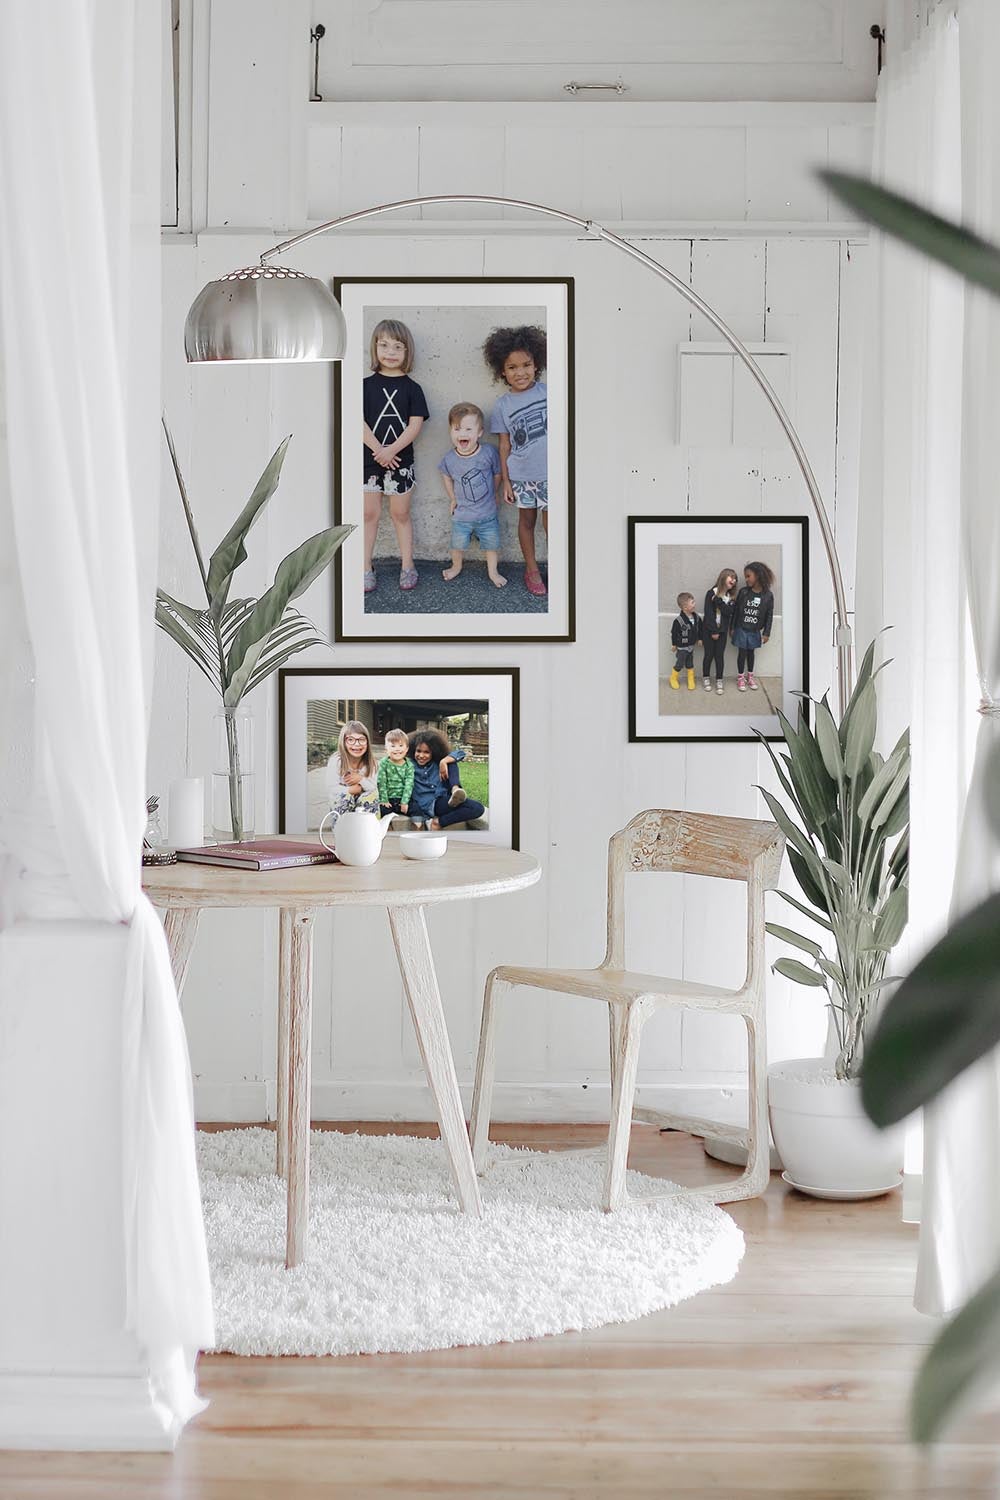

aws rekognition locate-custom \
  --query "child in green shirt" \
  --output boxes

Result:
[378,728,415,818]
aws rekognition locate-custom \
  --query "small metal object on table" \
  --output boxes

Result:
[143,839,540,1268]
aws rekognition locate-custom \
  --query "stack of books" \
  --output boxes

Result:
[175,839,338,871]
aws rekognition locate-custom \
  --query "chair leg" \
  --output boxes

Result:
[469,969,503,1172]
[603,999,646,1212]
[742,1008,770,1198]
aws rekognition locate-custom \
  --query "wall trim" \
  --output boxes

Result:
[196,1079,749,1127]
[0,1374,183,1452]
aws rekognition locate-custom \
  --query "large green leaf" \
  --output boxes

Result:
[224,524,353,705]
[814,697,844,781]
[843,679,878,778]
[154,594,221,691]
[861,892,1000,1126]
[873,884,908,952]
[871,762,909,831]
[766,923,824,960]
[777,889,833,932]
[857,740,907,827]
[823,171,1000,299]
[773,710,837,831]
[205,437,291,621]
[787,846,829,914]
[756,786,824,880]
[911,1262,1000,1443]
[773,957,826,988]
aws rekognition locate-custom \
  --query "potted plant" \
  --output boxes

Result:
[155,420,352,841]
[756,640,909,1197]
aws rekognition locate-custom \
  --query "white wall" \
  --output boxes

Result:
[153,8,872,1124]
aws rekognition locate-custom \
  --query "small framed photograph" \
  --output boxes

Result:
[333,277,574,643]
[628,515,809,743]
[278,667,520,848]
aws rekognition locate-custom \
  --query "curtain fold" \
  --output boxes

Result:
[0,0,213,1421]
[915,0,1000,1317]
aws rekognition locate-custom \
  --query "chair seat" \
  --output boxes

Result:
[493,963,745,1010]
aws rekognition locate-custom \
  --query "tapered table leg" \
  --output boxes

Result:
[276,909,293,1180]
[388,904,482,1217]
[162,907,201,997]
[285,908,316,1268]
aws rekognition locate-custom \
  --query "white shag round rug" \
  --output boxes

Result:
[197,1127,745,1357]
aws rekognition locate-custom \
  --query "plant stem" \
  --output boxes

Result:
[225,706,244,841]
[162,415,230,703]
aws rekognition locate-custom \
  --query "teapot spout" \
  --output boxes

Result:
[376,811,396,842]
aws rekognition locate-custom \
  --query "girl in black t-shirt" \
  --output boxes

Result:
[362,319,430,594]
[731,561,775,692]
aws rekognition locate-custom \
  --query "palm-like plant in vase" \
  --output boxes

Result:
[156,419,352,841]
[756,640,910,1081]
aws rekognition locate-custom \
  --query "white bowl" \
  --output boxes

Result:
[399,830,448,861]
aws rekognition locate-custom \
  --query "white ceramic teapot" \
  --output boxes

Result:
[319,808,395,867]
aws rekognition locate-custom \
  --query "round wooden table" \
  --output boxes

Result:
[143,840,540,1267]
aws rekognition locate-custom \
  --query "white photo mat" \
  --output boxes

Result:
[279,669,519,848]
[335,279,572,641]
[629,517,808,742]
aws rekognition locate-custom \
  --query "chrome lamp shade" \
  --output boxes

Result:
[183,265,347,363]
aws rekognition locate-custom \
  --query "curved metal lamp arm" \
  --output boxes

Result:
[263,193,853,711]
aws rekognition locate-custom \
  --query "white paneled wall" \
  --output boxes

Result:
[156,225,866,1123]
[310,0,882,104]
[153,12,872,1122]
[303,103,873,228]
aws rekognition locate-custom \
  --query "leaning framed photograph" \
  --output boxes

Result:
[278,667,520,848]
[628,515,809,743]
[333,277,574,644]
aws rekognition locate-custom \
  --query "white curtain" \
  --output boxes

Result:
[914,0,1000,1316]
[857,1,1000,1317]
[0,0,213,1422]
[855,9,967,980]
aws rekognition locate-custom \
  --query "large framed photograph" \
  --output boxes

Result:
[333,277,574,643]
[278,667,520,848]
[629,516,809,743]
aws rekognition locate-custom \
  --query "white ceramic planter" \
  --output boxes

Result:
[768,1058,903,1199]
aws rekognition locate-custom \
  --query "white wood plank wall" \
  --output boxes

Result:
[151,12,874,1122]
[156,221,868,1124]
[302,104,872,230]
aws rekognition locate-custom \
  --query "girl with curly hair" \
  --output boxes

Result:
[407,729,486,831]
[482,324,548,598]
[731,561,776,692]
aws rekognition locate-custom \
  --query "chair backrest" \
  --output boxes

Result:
[616,809,784,888]
[603,810,785,981]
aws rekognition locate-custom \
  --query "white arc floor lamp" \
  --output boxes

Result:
[183,193,854,713]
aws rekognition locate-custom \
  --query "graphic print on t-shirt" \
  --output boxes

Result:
[509,396,547,454]
[460,467,493,507]
[372,385,405,444]
[742,595,763,628]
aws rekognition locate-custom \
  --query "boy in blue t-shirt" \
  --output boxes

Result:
[438,402,506,589]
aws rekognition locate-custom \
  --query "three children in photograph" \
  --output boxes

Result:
[361,316,549,601]
[326,721,486,833]
[670,562,776,694]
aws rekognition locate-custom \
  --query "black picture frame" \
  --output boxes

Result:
[628,515,810,743]
[278,665,521,849]
[332,276,575,645]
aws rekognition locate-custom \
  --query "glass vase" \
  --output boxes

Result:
[213,703,255,843]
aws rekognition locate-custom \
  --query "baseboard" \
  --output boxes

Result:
[0,1373,184,1451]
[196,1078,748,1127]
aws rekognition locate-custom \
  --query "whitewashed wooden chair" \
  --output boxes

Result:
[469,809,785,1210]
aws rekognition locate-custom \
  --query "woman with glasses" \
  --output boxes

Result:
[325,720,379,825]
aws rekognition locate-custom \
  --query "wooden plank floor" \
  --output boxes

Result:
[4,1121,1000,1499]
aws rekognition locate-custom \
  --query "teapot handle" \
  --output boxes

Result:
[318,809,337,855]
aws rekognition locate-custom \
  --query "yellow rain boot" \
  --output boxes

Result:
[669,668,679,690]
[687,668,696,690]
